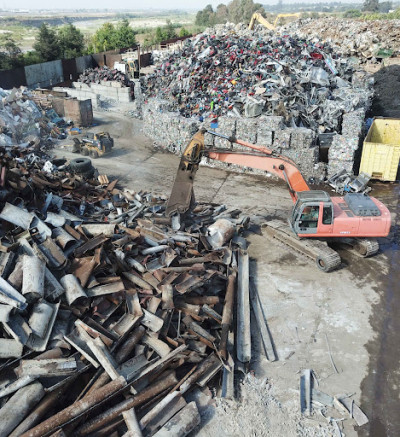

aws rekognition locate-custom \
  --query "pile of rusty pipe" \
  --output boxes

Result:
[83,325,146,398]
[20,376,127,437]
[9,378,75,437]
[75,371,178,436]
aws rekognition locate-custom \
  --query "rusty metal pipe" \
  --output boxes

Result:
[0,382,45,436]
[84,325,146,398]
[83,371,110,398]
[20,376,127,437]
[219,273,236,360]
[9,379,74,437]
[140,354,219,430]
[75,372,178,436]
[115,325,146,364]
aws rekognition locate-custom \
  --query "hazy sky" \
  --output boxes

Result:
[6,0,235,10]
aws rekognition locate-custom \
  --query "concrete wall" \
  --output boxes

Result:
[53,80,132,108]
[25,60,63,88]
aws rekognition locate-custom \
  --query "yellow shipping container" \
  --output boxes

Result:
[360,118,400,181]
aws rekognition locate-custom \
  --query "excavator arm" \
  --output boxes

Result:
[249,12,275,30]
[165,129,309,217]
[249,12,302,31]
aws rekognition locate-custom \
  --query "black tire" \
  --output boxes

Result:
[70,157,92,173]
[81,147,89,156]
[90,150,99,159]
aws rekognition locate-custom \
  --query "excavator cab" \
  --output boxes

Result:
[290,191,333,235]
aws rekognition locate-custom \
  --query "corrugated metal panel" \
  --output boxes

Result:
[0,67,27,88]
[25,60,63,88]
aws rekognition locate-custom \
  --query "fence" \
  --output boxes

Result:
[0,48,153,90]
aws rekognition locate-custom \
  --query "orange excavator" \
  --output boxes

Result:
[166,129,391,272]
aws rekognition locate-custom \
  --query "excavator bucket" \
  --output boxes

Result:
[165,130,205,217]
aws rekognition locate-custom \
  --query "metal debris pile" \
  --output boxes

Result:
[0,148,271,436]
[141,23,372,133]
[327,169,371,195]
[282,18,400,61]
[78,66,132,87]
[0,87,66,149]
[300,369,369,431]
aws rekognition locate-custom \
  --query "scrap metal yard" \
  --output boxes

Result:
[0,12,399,437]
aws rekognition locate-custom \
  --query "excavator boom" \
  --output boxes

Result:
[166,129,309,216]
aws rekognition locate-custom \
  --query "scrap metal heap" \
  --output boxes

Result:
[78,66,133,87]
[282,17,400,61]
[142,23,372,133]
[0,147,269,436]
[0,87,67,149]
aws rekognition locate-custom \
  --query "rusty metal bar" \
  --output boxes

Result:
[237,250,251,363]
[9,378,75,437]
[152,401,200,437]
[219,273,236,360]
[0,382,45,436]
[20,376,127,437]
[75,372,178,436]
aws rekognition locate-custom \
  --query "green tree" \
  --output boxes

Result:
[343,8,362,17]
[92,22,117,52]
[114,19,136,49]
[33,23,61,62]
[58,24,84,59]
[179,27,191,37]
[215,4,229,23]
[363,0,379,12]
[196,0,263,26]
[154,27,165,43]
[379,1,392,12]
[196,4,215,26]
[163,20,177,40]
[0,35,23,70]
[228,0,263,23]
[23,51,41,66]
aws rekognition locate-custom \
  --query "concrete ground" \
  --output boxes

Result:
[54,109,399,437]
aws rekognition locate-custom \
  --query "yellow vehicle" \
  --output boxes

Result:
[248,12,302,31]
[73,132,114,159]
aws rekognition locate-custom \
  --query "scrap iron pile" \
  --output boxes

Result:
[0,88,65,149]
[78,66,132,88]
[0,146,267,436]
[142,23,372,133]
[282,18,400,61]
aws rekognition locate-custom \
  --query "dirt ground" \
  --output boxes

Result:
[54,109,399,437]
[368,65,400,119]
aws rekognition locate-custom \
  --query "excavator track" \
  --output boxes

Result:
[263,220,342,272]
[337,238,380,258]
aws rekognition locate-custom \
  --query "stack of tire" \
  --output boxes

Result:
[69,158,96,179]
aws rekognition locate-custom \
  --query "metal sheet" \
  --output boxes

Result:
[61,274,88,305]
[22,255,45,301]
[0,338,23,359]
[0,276,27,310]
